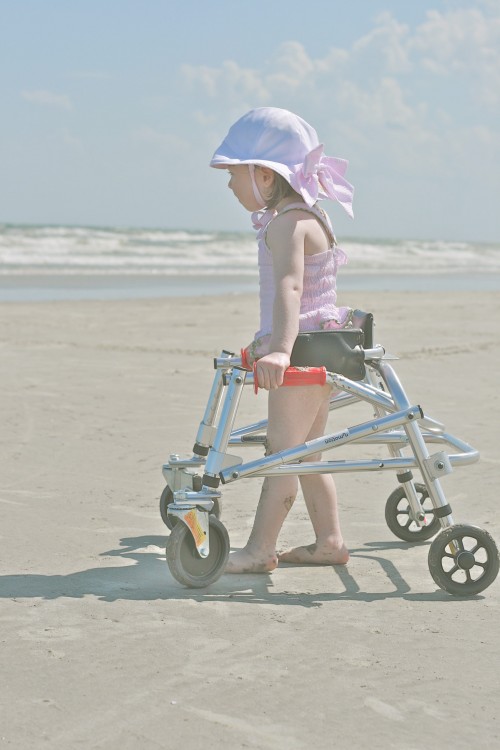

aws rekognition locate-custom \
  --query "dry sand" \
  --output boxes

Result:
[0,289,499,749]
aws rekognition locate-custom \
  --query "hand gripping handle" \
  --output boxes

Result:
[252,363,327,394]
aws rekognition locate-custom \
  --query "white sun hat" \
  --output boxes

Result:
[210,107,354,217]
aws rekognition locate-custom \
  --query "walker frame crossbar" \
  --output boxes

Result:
[161,331,499,595]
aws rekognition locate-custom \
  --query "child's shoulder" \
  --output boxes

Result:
[266,204,333,254]
[266,208,308,242]
[272,203,316,227]
[268,205,325,238]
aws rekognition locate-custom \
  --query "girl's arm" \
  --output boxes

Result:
[254,213,305,390]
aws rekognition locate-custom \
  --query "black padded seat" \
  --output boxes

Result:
[289,310,373,381]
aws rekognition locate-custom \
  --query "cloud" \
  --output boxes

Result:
[179,4,499,154]
[21,89,73,110]
[410,7,500,106]
[178,38,429,171]
[411,8,497,71]
[179,4,500,105]
[182,60,269,102]
[352,11,412,73]
[266,41,316,90]
[337,76,414,129]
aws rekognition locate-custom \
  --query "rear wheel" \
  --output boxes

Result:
[166,515,229,588]
[428,524,499,596]
[385,483,440,542]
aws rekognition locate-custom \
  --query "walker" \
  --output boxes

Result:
[160,313,499,595]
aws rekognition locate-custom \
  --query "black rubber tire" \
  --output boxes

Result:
[385,483,441,542]
[160,486,222,530]
[209,497,222,521]
[159,486,176,529]
[166,515,229,588]
[428,524,499,596]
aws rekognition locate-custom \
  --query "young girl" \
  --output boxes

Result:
[210,107,354,574]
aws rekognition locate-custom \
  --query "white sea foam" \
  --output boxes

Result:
[342,238,500,272]
[0,224,499,276]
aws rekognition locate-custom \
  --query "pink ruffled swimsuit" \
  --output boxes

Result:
[253,202,352,344]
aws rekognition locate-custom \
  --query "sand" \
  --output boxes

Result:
[0,289,499,749]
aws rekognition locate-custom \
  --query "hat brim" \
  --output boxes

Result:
[209,155,292,184]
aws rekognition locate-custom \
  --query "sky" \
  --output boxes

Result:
[1,0,499,241]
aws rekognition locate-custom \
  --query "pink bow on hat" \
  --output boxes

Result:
[290,144,354,217]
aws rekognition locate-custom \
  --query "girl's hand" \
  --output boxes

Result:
[254,351,290,390]
[242,335,272,366]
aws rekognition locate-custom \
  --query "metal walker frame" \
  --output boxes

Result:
[161,329,499,595]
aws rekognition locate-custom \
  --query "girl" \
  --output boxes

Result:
[210,107,354,573]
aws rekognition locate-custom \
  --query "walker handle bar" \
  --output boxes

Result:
[213,345,385,393]
[237,347,327,393]
[252,362,327,394]
[238,345,385,372]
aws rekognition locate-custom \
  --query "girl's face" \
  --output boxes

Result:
[227,165,273,211]
[227,165,258,210]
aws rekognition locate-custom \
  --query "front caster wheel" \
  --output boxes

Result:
[160,486,175,529]
[166,515,230,588]
[160,484,222,530]
[385,483,441,542]
[428,524,499,596]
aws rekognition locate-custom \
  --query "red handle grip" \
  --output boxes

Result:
[282,367,327,387]
[252,363,327,394]
[240,347,252,371]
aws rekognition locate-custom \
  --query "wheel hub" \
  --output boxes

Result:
[456,550,476,571]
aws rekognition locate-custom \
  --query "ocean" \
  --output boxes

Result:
[1,223,499,301]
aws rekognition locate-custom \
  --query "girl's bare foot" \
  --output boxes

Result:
[225,547,278,574]
[278,540,349,566]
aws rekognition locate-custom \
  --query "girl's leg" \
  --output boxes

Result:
[278,393,349,564]
[224,475,298,573]
[225,384,329,574]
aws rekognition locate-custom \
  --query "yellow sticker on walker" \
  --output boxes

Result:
[183,509,206,547]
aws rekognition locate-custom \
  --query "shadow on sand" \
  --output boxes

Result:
[0,535,479,607]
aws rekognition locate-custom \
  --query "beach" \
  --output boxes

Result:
[1,287,499,749]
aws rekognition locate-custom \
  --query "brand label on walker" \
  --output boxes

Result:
[324,429,349,445]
